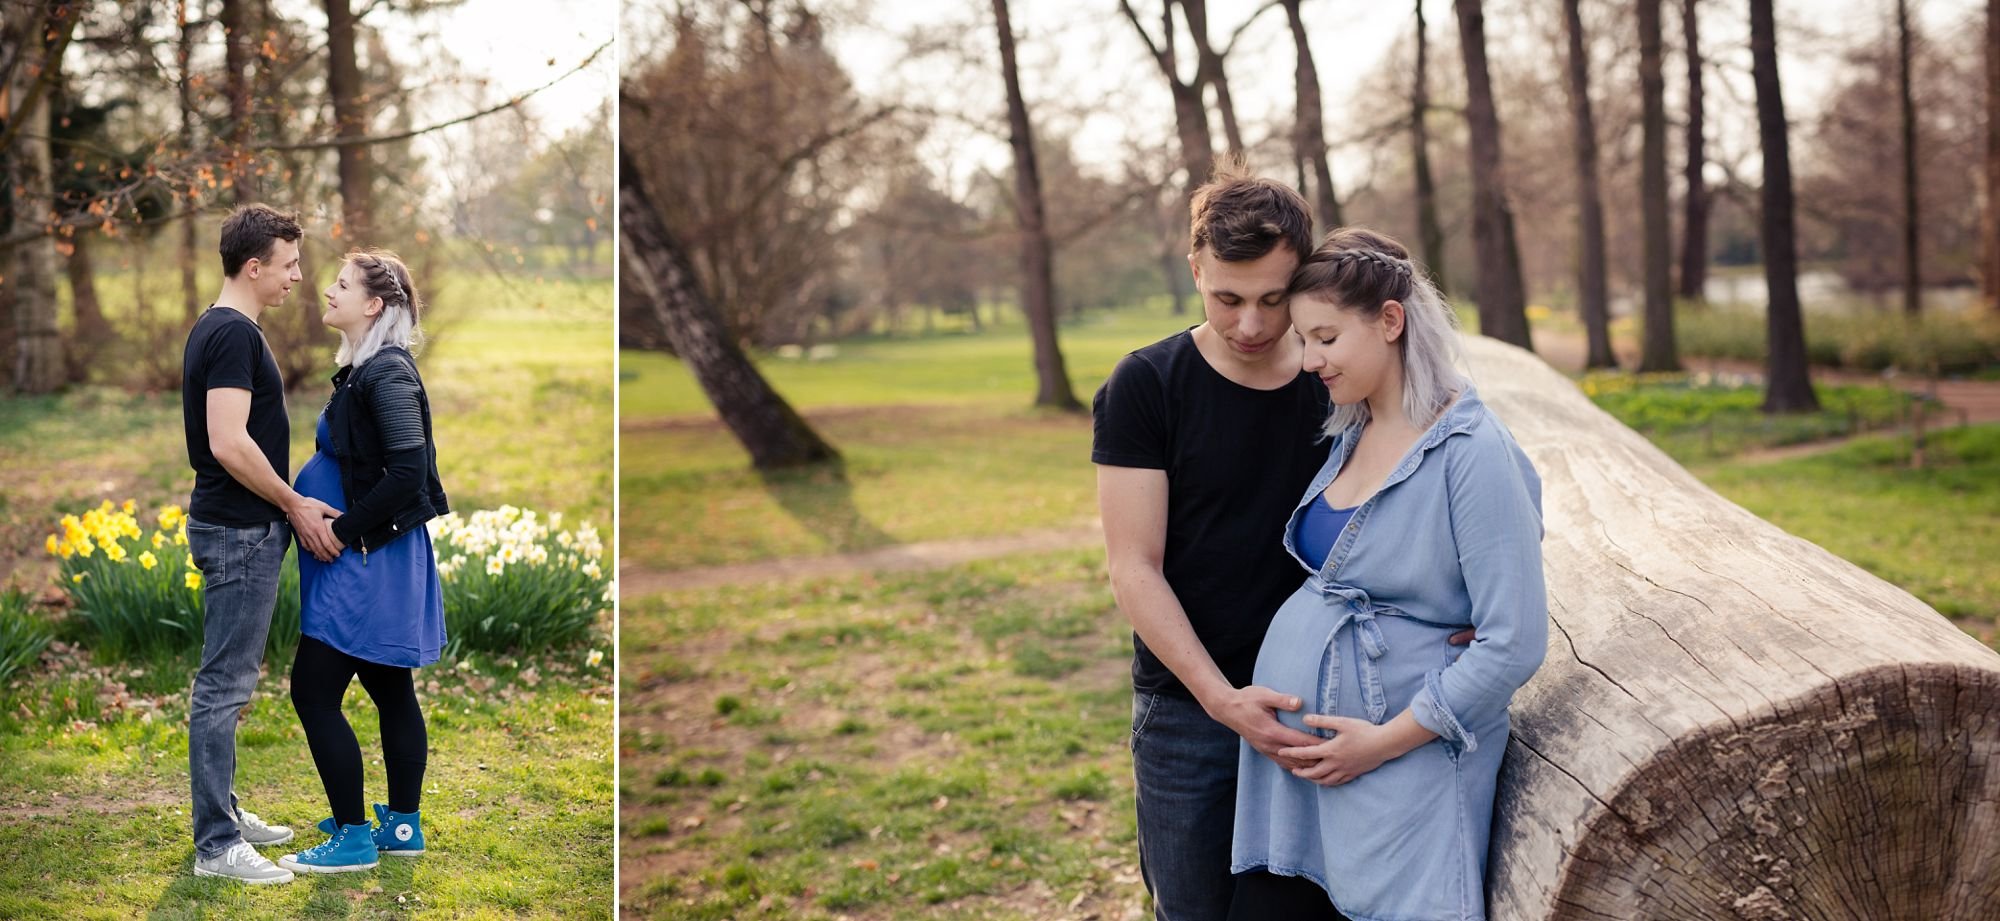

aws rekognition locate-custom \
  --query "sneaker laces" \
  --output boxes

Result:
[223,841,270,869]
[238,808,267,829]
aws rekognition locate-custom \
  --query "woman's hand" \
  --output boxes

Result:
[1279,710,1438,787]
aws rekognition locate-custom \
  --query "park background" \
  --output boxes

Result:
[619,0,1999,919]
[1,1,616,918]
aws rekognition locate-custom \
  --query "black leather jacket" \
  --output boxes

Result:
[323,346,449,558]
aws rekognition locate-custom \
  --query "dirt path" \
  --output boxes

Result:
[619,522,1104,595]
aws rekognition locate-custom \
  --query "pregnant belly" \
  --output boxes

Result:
[1251,585,1470,734]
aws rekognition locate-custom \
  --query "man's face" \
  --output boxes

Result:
[246,238,303,307]
[1189,244,1300,364]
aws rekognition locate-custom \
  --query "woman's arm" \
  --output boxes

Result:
[329,359,430,548]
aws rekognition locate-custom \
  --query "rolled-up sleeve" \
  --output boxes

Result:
[1408,424,1548,752]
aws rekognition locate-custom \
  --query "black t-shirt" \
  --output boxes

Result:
[181,306,290,526]
[1092,329,1331,699]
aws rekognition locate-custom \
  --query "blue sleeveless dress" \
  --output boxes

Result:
[296,412,445,667]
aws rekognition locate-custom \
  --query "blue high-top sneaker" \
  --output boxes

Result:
[371,803,425,857]
[279,820,378,873]
[316,804,425,856]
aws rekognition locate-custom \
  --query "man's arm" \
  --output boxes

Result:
[205,387,342,561]
[1098,464,1321,770]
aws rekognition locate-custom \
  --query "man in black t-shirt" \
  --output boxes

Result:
[181,205,344,885]
[1092,170,1332,920]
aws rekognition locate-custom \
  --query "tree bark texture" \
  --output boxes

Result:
[1119,0,1214,202]
[1463,334,2000,920]
[1750,0,1818,412]
[179,0,203,319]
[1637,0,1679,373]
[1985,0,1998,308]
[1562,0,1616,370]
[1413,0,1449,294]
[618,144,838,470]
[992,0,1081,412]
[1180,0,1242,156]
[1282,0,1341,233]
[325,0,369,240]
[1452,0,1533,350]
[63,232,109,382]
[7,3,63,394]
[218,0,257,200]
[1897,0,1921,316]
[1677,0,1709,302]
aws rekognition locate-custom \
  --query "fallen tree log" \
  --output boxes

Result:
[1466,335,2000,920]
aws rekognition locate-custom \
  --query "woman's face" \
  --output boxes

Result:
[321,262,381,335]
[1293,293,1405,406]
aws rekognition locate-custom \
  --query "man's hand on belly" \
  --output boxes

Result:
[1200,684,1324,772]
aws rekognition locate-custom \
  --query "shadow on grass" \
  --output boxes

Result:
[755,460,895,554]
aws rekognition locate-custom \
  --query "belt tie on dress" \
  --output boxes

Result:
[1306,576,1394,733]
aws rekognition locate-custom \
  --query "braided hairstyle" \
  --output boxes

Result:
[1287,228,1464,437]
[335,249,426,369]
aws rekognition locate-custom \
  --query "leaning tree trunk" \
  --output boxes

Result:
[1897,0,1921,316]
[1562,0,1616,371]
[6,5,63,394]
[325,0,369,241]
[1282,0,1342,233]
[1465,334,2000,919]
[1413,0,1450,294]
[1452,0,1533,350]
[992,0,1081,412]
[618,144,837,470]
[1750,0,1818,413]
[1677,0,1709,302]
[1637,0,1680,373]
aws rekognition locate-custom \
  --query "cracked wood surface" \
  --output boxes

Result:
[1464,335,2000,920]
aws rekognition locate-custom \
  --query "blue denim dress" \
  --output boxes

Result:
[1232,386,1548,921]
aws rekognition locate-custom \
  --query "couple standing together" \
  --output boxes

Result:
[182,205,449,884]
[1094,169,1549,921]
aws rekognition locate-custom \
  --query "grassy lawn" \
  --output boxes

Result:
[2,264,615,918]
[619,549,1144,921]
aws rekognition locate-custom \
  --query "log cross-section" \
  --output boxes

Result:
[1464,336,2000,920]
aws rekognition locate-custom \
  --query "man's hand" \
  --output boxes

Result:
[1449,628,1475,646]
[289,498,344,563]
[1203,685,1324,772]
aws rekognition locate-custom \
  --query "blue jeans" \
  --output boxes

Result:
[185,516,291,859]
[1132,690,1241,921]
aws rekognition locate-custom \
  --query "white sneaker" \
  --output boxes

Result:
[236,806,294,846]
[194,840,296,884]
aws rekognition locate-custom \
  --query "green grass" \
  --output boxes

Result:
[1581,372,1917,464]
[1693,425,2000,641]
[0,645,613,919]
[619,549,1144,921]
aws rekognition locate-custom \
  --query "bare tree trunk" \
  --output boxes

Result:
[993,0,1081,412]
[219,0,257,200]
[1897,0,1921,316]
[1413,0,1449,294]
[179,0,203,319]
[6,3,66,394]
[64,233,110,383]
[1987,0,1999,309]
[1677,0,1709,302]
[1638,0,1679,372]
[619,144,837,470]
[1563,0,1616,370]
[1181,0,1243,156]
[326,0,369,241]
[1751,0,1819,413]
[1282,0,1341,232]
[1452,0,1532,350]
[1120,1,1214,201]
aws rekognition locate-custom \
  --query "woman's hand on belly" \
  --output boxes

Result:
[1278,709,1440,787]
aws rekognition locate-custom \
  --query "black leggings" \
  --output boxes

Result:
[289,635,428,827]
[1227,870,1350,921]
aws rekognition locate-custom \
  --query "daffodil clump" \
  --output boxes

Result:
[427,506,612,656]
[47,501,302,659]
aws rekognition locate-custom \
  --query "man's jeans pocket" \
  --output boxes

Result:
[184,519,232,587]
[1129,691,1160,751]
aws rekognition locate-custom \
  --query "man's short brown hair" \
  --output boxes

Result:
[219,204,303,278]
[1188,160,1314,262]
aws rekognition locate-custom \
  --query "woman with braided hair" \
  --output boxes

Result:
[1227,228,1548,920]
[277,249,450,874]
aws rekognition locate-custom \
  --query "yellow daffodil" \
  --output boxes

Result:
[72,572,87,583]
[185,571,202,590]
[103,542,128,563]
[75,537,95,558]
[45,534,58,556]
[151,532,165,549]
[122,499,136,515]
[139,551,158,571]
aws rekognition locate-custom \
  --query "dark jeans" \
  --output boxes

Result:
[1132,690,1241,921]
[290,634,428,827]
[185,516,291,859]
